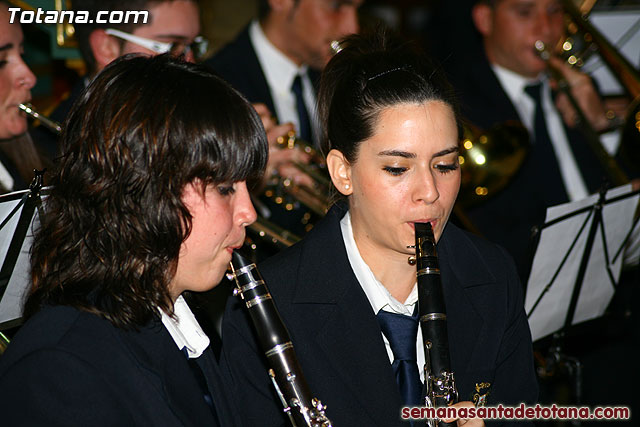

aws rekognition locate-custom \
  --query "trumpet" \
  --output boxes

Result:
[18,103,62,135]
[265,131,331,217]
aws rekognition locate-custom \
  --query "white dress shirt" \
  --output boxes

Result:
[249,20,319,146]
[161,295,210,359]
[340,211,426,381]
[492,63,589,202]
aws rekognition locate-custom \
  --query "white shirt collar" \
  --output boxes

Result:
[160,295,210,359]
[340,211,417,316]
[249,20,308,99]
[491,62,540,104]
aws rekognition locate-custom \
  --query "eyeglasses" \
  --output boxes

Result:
[105,28,209,61]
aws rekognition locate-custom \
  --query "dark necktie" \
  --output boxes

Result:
[523,82,569,205]
[181,347,218,421]
[291,73,313,143]
[376,308,423,407]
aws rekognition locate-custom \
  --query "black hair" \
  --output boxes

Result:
[318,28,462,165]
[26,54,267,329]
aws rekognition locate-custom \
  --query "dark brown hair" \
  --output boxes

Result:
[25,54,267,329]
[318,28,462,165]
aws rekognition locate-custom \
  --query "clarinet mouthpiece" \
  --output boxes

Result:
[231,250,252,269]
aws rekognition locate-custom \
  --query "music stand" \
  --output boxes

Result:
[0,171,47,331]
[525,183,639,415]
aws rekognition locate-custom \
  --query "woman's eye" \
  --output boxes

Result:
[217,184,236,196]
[382,166,407,176]
[435,163,459,174]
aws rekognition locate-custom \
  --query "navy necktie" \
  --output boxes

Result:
[376,308,423,407]
[291,73,313,143]
[181,347,218,421]
[523,82,569,205]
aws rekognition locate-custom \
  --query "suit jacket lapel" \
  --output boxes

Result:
[438,224,495,374]
[290,206,403,426]
[118,320,218,427]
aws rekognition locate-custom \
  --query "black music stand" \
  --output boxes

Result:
[0,171,47,331]
[525,184,639,420]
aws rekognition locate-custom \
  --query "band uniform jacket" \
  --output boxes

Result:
[205,25,321,124]
[445,48,609,279]
[220,203,539,427]
[0,304,241,426]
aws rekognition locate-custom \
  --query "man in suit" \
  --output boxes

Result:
[32,0,203,159]
[447,0,621,280]
[206,0,361,146]
[206,0,361,238]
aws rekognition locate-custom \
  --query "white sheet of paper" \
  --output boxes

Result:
[525,184,638,341]
[0,190,40,327]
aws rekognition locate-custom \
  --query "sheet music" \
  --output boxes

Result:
[525,184,638,341]
[0,193,40,328]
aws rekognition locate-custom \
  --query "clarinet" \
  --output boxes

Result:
[415,223,458,427]
[228,251,333,427]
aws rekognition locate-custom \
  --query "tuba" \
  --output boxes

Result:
[414,222,457,427]
[227,251,332,427]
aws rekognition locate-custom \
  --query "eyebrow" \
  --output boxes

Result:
[377,150,416,159]
[377,146,459,159]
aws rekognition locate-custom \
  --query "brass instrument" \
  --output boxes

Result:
[265,131,331,217]
[414,222,457,427]
[457,122,530,209]
[538,0,640,180]
[246,217,301,252]
[534,39,629,187]
[18,103,62,135]
[227,252,332,427]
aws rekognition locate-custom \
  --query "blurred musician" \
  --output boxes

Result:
[206,0,362,237]
[0,1,45,193]
[446,0,631,279]
[32,0,203,159]
[220,30,538,427]
[0,53,267,426]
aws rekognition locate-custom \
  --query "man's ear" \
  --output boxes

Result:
[472,3,493,37]
[326,149,353,196]
[89,29,121,73]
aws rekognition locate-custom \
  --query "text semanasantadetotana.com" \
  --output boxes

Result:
[402,403,630,421]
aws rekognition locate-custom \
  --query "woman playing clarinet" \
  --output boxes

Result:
[221,29,538,427]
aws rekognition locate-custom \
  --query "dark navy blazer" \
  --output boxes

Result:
[205,25,321,124]
[446,49,609,280]
[0,305,240,426]
[220,204,539,427]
